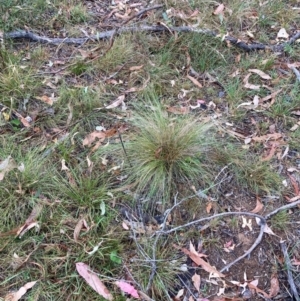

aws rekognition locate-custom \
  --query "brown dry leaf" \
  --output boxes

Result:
[123,74,150,93]
[124,87,140,93]
[226,129,247,139]
[277,28,289,40]
[243,73,260,90]
[291,258,300,266]
[115,12,130,20]
[64,170,77,187]
[235,54,241,63]
[291,110,300,116]
[0,156,17,181]
[122,220,155,234]
[259,89,282,103]
[106,95,125,109]
[187,75,203,88]
[213,3,225,15]
[17,222,39,238]
[129,65,144,71]
[138,290,153,301]
[263,223,277,236]
[74,218,89,242]
[262,142,279,161]
[246,31,255,38]
[251,198,264,213]
[229,69,240,77]
[14,111,31,127]
[249,69,271,80]
[288,174,299,195]
[91,140,103,152]
[86,156,94,175]
[78,49,90,59]
[223,240,235,253]
[268,274,280,298]
[242,216,252,231]
[76,262,113,300]
[104,128,118,137]
[61,159,69,171]
[35,95,54,106]
[206,202,213,213]
[248,281,269,298]
[287,62,300,69]
[252,133,282,142]
[17,204,43,238]
[287,195,300,202]
[181,247,225,278]
[83,131,106,147]
[4,281,37,301]
[290,124,299,131]
[167,106,190,114]
[122,221,129,230]
[78,49,97,60]
[192,273,201,293]
[189,241,207,257]
[115,281,139,299]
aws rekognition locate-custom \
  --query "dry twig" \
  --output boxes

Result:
[105,5,163,53]
[265,199,300,219]
[280,241,300,301]
[4,26,300,53]
[155,198,300,273]
[291,66,300,82]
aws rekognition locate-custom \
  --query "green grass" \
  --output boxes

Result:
[0,137,123,300]
[271,210,290,232]
[210,143,282,194]
[1,0,300,299]
[0,50,41,107]
[123,100,213,207]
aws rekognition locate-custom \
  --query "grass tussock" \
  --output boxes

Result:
[125,102,213,206]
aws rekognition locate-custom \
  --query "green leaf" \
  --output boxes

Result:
[110,250,122,264]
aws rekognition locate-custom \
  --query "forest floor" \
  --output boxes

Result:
[0,0,300,300]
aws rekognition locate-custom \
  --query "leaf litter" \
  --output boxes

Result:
[1,0,300,300]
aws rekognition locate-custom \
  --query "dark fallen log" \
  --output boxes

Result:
[3,26,300,53]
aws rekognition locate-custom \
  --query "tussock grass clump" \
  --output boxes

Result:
[126,104,213,205]
[210,143,282,194]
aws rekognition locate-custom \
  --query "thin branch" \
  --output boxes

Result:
[121,5,164,26]
[280,241,300,301]
[177,274,198,300]
[264,199,300,219]
[4,26,299,53]
[155,198,300,273]
[104,5,163,53]
[287,30,300,45]
[291,66,300,82]
[157,211,266,272]
[221,219,265,272]
[160,211,265,235]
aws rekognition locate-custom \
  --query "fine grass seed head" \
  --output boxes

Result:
[126,104,213,207]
